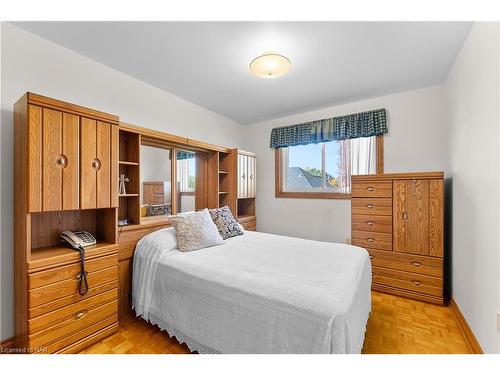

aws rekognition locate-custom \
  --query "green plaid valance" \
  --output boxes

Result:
[270,108,387,148]
[177,151,196,160]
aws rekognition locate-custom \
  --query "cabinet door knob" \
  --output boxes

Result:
[74,309,88,319]
[402,211,408,220]
[92,158,101,171]
[411,261,422,267]
[411,280,421,286]
[56,154,67,168]
[242,173,246,179]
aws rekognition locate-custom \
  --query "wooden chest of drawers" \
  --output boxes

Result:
[26,248,118,353]
[238,215,257,231]
[351,172,444,305]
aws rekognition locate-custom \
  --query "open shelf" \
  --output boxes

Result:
[218,170,229,174]
[119,161,139,166]
[119,193,138,197]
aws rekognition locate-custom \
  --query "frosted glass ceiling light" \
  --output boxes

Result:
[249,52,291,78]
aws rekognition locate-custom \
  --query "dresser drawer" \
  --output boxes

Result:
[28,288,117,334]
[372,266,443,297]
[28,299,117,349]
[352,214,392,233]
[352,182,392,198]
[352,230,392,251]
[29,254,118,289]
[351,198,392,216]
[367,249,443,277]
[29,266,118,308]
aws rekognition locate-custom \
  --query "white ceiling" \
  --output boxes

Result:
[13,22,472,124]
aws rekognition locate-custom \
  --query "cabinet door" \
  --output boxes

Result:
[393,179,430,256]
[238,154,248,199]
[42,108,63,211]
[62,113,80,210]
[247,156,256,198]
[96,121,111,208]
[80,118,97,209]
[28,105,43,212]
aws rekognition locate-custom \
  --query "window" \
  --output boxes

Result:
[276,135,383,198]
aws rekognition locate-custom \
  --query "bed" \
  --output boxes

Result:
[132,228,371,354]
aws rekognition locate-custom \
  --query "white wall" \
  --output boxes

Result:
[443,22,500,354]
[245,85,446,242]
[0,23,245,340]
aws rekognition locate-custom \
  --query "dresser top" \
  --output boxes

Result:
[352,171,444,182]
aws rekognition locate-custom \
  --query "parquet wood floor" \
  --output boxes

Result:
[81,291,471,354]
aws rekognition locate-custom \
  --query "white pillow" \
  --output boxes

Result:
[169,209,224,251]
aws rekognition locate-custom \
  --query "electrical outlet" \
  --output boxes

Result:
[345,238,351,245]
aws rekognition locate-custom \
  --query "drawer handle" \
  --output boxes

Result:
[411,261,422,268]
[411,280,421,286]
[75,309,88,319]
[367,238,375,243]
[366,221,375,226]
[366,186,375,192]
[369,255,374,260]
[366,204,375,209]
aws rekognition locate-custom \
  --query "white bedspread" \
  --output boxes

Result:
[132,229,371,354]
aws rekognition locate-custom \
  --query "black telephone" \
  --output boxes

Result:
[60,231,96,296]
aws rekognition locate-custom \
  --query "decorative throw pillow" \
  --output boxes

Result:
[146,203,171,216]
[209,206,244,240]
[169,209,224,252]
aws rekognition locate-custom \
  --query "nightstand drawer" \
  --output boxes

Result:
[28,298,117,349]
[29,254,118,289]
[29,266,118,308]
[28,288,117,334]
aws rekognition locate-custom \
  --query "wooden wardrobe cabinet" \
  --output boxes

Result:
[351,172,444,305]
[14,93,120,353]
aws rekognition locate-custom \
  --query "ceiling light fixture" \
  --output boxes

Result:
[249,52,291,79]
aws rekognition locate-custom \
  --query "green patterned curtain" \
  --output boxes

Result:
[270,108,387,148]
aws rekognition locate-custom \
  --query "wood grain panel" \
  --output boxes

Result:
[62,113,79,210]
[393,180,406,252]
[80,118,97,209]
[118,259,132,321]
[429,179,444,257]
[42,108,62,211]
[406,179,429,255]
[55,322,118,354]
[97,121,111,208]
[28,105,43,212]
[110,125,119,207]
[352,214,392,233]
[351,182,392,198]
[351,198,392,216]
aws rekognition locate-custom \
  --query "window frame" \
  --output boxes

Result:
[275,135,384,199]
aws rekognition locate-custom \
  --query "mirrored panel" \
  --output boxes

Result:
[140,144,172,220]
[176,150,197,213]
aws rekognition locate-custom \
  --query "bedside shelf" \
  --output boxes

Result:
[119,160,139,166]
[218,170,229,174]
[119,193,139,197]
[29,242,118,271]
[219,191,229,194]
